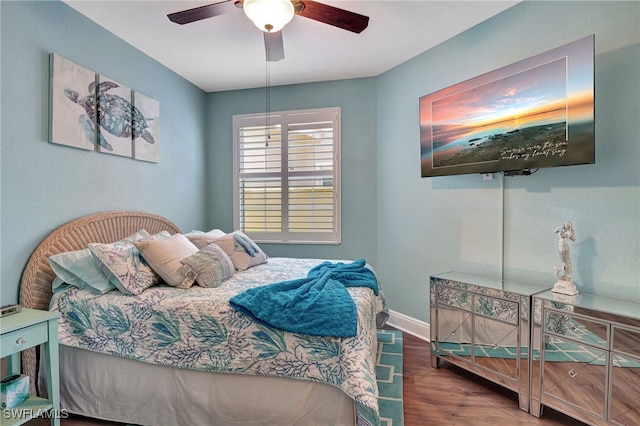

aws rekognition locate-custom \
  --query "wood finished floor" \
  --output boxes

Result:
[27,326,586,426]
[396,327,585,426]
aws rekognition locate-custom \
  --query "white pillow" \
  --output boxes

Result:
[134,233,199,288]
[185,229,227,249]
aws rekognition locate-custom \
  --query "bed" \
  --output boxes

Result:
[20,211,387,426]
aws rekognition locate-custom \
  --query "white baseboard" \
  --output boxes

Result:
[385,310,430,342]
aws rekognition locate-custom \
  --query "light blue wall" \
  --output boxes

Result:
[207,78,378,263]
[0,1,208,304]
[377,1,640,322]
[2,1,638,324]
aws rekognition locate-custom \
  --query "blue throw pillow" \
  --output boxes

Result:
[49,248,117,294]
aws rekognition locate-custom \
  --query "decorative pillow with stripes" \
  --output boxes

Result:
[180,243,235,288]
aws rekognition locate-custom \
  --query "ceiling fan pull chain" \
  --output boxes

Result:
[265,33,271,147]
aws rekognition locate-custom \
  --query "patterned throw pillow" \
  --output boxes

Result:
[88,231,170,295]
[180,243,235,288]
[210,231,268,271]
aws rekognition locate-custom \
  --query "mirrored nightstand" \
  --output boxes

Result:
[430,272,550,412]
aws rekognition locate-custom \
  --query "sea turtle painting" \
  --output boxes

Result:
[64,81,156,152]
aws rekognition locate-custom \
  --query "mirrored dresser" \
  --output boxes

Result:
[430,272,550,412]
[531,290,640,425]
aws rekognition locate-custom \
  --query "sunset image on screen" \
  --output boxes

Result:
[419,35,594,177]
[429,58,568,168]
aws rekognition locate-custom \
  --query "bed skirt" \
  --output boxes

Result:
[41,345,356,425]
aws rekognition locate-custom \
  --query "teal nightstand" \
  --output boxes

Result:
[1,308,59,426]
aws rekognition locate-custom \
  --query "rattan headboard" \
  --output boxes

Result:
[19,210,181,394]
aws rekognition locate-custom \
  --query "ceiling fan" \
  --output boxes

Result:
[167,0,369,62]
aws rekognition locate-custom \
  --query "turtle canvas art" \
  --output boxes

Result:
[50,54,159,160]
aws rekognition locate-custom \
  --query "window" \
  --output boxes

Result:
[233,107,341,244]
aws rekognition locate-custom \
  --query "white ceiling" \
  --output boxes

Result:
[63,0,519,92]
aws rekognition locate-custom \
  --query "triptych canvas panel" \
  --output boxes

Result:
[50,54,97,151]
[133,91,160,163]
[49,54,160,162]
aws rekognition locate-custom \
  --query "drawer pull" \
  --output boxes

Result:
[16,337,26,345]
[568,370,577,378]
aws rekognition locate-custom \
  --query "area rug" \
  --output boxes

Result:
[376,329,404,426]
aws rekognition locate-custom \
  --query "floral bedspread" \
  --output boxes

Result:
[52,257,387,426]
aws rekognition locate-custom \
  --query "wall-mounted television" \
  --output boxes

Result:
[420,35,594,178]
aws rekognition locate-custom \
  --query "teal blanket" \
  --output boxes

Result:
[230,259,378,337]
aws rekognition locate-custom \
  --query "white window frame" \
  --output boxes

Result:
[233,107,341,244]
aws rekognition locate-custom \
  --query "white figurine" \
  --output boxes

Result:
[553,220,579,295]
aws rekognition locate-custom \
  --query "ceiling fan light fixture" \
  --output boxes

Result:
[243,0,295,32]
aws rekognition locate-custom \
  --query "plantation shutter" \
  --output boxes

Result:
[233,107,341,244]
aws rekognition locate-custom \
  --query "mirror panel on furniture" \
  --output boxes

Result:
[531,290,640,425]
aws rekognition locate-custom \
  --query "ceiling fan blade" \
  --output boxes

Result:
[264,31,285,62]
[168,0,236,25]
[295,0,369,34]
